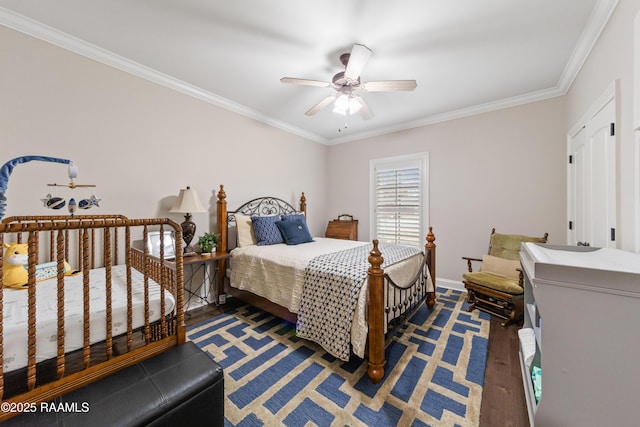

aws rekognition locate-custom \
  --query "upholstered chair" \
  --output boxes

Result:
[462,229,548,326]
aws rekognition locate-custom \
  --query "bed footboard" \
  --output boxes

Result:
[0,215,185,421]
[367,228,436,383]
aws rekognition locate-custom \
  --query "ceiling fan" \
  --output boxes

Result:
[281,44,417,120]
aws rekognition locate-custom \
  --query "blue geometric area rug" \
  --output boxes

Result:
[187,287,491,427]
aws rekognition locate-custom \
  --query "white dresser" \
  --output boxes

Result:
[519,243,640,427]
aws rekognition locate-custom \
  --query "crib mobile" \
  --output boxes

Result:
[0,155,101,219]
[43,161,100,216]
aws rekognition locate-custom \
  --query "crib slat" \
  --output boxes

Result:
[56,230,66,380]
[49,230,55,261]
[113,227,119,266]
[91,228,96,270]
[142,226,151,342]
[125,226,133,351]
[82,229,91,369]
[26,232,38,391]
[64,229,70,264]
[159,225,167,339]
[104,227,113,360]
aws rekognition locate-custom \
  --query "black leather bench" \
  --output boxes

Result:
[6,341,224,426]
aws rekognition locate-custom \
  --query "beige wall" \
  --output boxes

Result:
[326,98,567,286]
[0,27,329,239]
[565,0,640,252]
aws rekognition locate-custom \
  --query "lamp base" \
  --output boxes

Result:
[181,213,196,253]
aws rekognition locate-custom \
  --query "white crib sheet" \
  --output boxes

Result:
[3,264,176,372]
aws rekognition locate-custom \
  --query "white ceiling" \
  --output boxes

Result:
[0,1,618,144]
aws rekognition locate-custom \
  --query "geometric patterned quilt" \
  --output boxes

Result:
[296,243,422,361]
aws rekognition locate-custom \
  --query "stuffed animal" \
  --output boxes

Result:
[3,243,75,289]
[3,243,29,289]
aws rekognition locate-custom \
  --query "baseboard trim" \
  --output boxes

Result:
[436,278,465,292]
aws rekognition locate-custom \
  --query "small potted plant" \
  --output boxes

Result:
[197,232,220,256]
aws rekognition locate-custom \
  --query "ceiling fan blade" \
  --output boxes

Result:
[352,95,374,120]
[281,77,332,87]
[344,44,372,81]
[360,80,417,92]
[305,94,337,116]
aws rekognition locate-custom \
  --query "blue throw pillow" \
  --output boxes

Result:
[275,219,314,245]
[251,215,284,246]
[281,213,305,222]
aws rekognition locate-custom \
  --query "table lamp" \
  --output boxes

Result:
[169,186,206,252]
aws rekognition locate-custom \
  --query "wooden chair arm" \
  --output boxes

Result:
[462,256,483,273]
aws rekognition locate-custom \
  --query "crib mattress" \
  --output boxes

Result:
[2,264,176,373]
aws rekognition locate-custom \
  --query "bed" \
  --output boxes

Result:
[0,215,186,422]
[214,185,436,383]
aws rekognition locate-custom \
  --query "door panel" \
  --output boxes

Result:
[568,97,616,248]
[569,127,587,245]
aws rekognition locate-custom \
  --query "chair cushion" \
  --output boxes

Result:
[480,255,520,280]
[489,233,547,260]
[463,271,524,295]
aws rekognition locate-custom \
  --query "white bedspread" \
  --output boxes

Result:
[3,264,176,373]
[229,237,428,358]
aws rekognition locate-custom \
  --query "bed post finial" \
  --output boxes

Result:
[367,239,385,384]
[299,192,306,217]
[426,226,435,249]
[216,185,228,304]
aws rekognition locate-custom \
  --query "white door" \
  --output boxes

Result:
[568,97,616,248]
[569,126,587,245]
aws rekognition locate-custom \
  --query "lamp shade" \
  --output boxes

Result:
[169,186,206,214]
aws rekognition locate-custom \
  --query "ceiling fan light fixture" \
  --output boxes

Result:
[333,94,350,115]
[349,97,362,114]
[332,94,362,116]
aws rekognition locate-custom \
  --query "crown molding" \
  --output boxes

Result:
[327,86,566,145]
[556,0,620,93]
[0,7,327,145]
[0,1,619,146]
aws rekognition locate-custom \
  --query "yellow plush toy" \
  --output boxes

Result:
[3,243,28,289]
[2,243,75,289]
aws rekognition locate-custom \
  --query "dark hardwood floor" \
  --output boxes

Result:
[480,317,529,427]
[185,300,529,426]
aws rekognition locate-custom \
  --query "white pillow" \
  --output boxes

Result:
[236,214,257,247]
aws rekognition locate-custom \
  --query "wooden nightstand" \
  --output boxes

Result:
[325,215,358,240]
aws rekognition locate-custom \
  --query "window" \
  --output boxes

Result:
[370,153,429,248]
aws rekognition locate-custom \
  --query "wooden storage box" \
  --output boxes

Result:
[325,216,358,240]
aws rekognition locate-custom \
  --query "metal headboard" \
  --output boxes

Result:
[227,196,298,222]
[226,196,301,249]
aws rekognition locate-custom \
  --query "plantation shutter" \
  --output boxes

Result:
[373,158,424,247]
